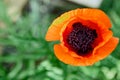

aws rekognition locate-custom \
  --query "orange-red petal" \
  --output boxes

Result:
[54,44,86,66]
[45,25,62,41]
[46,8,111,41]
[93,30,113,55]
[54,37,119,66]
[94,37,119,61]
[74,8,111,28]
[45,12,71,41]
[54,44,95,66]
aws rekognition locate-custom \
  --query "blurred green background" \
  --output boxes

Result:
[0,0,120,80]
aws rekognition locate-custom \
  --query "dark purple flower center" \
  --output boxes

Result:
[67,22,97,56]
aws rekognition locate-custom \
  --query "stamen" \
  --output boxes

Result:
[67,22,97,56]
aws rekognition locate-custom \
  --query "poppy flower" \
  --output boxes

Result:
[45,8,119,66]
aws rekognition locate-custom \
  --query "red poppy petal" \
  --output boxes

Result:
[45,25,62,41]
[94,37,119,60]
[93,30,113,54]
[74,8,111,28]
[45,12,71,41]
[46,8,111,41]
[54,44,94,66]
[54,37,119,66]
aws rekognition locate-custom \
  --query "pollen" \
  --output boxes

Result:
[67,22,97,56]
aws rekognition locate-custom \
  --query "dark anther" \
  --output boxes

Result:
[67,22,97,56]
